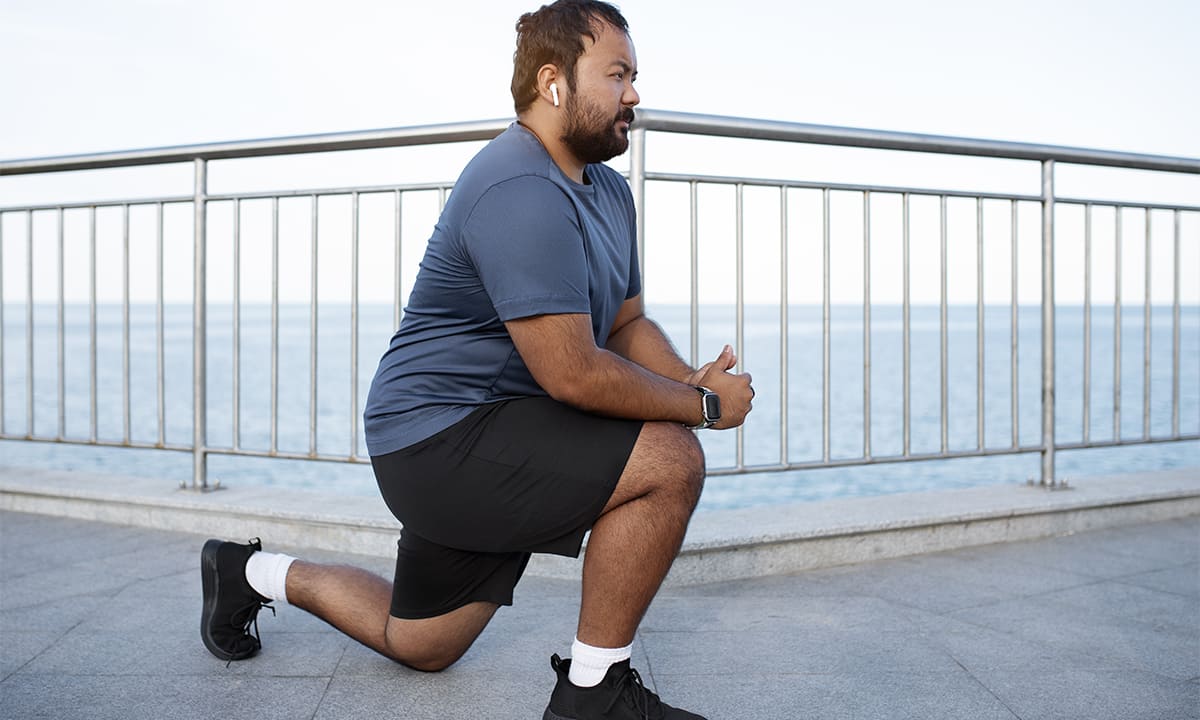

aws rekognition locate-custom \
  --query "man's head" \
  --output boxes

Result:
[511,0,629,114]
[511,0,639,164]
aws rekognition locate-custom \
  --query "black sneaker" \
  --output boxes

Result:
[200,538,274,664]
[543,654,707,720]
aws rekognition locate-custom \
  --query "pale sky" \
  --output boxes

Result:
[2,0,1198,160]
[1,0,1197,307]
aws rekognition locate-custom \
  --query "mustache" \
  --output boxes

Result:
[618,108,635,125]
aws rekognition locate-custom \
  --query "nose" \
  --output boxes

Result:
[623,82,640,107]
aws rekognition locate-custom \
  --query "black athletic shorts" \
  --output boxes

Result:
[370,396,644,619]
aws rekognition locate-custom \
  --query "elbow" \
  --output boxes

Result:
[535,367,602,411]
[540,376,592,409]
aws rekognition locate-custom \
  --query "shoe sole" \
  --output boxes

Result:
[542,709,572,720]
[200,539,257,662]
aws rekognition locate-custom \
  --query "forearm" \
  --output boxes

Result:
[550,343,703,425]
[508,312,751,428]
[605,315,694,384]
[507,313,704,425]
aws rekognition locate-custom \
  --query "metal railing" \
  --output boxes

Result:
[1,110,1197,490]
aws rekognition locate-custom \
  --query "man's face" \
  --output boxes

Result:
[560,23,640,165]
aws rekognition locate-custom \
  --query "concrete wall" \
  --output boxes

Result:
[1,464,1196,586]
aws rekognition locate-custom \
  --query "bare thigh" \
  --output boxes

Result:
[599,421,705,516]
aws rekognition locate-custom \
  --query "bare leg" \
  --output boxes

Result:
[285,561,498,672]
[576,421,704,647]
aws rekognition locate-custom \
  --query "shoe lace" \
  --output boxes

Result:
[224,598,275,668]
[602,666,663,720]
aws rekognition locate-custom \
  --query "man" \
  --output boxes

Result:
[199,2,753,718]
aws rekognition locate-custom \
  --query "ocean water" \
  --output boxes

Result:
[0,302,1196,512]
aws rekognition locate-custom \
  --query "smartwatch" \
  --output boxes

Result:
[688,386,721,430]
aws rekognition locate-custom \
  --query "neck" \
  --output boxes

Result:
[517,112,586,184]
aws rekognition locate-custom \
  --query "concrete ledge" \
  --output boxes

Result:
[1,464,1196,585]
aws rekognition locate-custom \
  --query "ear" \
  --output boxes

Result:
[535,64,561,107]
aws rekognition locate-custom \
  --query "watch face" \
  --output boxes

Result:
[702,392,721,420]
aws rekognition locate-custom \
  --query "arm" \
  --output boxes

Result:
[604,295,695,383]
[605,294,740,387]
[506,311,753,429]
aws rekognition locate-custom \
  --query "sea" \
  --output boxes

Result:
[0,302,1196,512]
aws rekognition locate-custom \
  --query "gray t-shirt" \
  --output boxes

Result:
[363,123,641,456]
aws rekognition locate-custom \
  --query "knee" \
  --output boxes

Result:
[389,644,464,673]
[400,653,458,673]
[654,422,706,504]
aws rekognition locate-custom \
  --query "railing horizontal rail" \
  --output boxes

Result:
[0,197,194,213]
[0,184,458,215]
[645,171,1044,202]
[706,444,1053,476]
[635,111,1200,174]
[9,186,1194,218]
[1055,197,1200,213]
[4,436,193,452]
[5,110,1198,176]
[0,119,512,175]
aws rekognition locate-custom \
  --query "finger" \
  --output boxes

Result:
[714,345,736,371]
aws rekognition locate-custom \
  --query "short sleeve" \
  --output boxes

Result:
[462,176,591,322]
[626,214,641,300]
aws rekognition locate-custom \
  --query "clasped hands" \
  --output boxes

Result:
[686,345,753,430]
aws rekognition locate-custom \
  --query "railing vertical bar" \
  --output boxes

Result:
[122,204,130,444]
[232,199,241,451]
[863,191,871,458]
[902,193,911,456]
[57,208,65,440]
[688,181,699,368]
[270,196,279,454]
[393,190,402,331]
[89,205,97,445]
[1143,208,1152,439]
[779,186,789,465]
[0,212,5,436]
[1171,209,1180,437]
[630,127,647,293]
[192,159,208,488]
[940,195,948,454]
[1083,204,1092,445]
[1011,200,1019,449]
[1040,160,1056,485]
[310,195,319,456]
[156,202,165,448]
[1114,206,1123,441]
[822,188,831,463]
[976,196,984,450]
[734,183,745,469]
[350,192,360,461]
[25,210,34,438]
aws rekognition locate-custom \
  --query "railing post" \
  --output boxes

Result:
[1040,159,1057,487]
[191,158,208,490]
[629,126,646,286]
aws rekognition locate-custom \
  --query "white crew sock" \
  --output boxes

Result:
[568,636,633,688]
[244,551,296,604]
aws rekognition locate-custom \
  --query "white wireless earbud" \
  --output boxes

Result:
[550,83,559,107]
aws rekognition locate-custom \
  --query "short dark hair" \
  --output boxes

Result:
[511,0,629,114]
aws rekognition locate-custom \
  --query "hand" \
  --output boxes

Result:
[686,345,737,386]
[692,345,753,430]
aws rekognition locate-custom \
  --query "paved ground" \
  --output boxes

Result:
[0,509,1196,720]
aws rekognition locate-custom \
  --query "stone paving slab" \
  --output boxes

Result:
[1,510,1197,720]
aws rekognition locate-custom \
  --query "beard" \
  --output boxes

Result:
[560,94,636,165]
